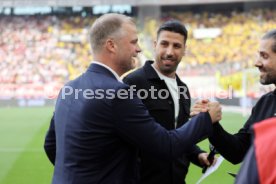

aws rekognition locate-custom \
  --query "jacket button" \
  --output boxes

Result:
[168,100,173,105]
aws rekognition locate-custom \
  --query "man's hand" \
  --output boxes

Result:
[198,152,217,167]
[190,99,222,123]
[190,99,209,117]
[208,101,222,123]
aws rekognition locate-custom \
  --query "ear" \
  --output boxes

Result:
[183,44,187,56]
[105,38,117,54]
[153,40,157,49]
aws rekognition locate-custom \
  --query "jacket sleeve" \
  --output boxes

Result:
[44,115,56,165]
[187,145,206,167]
[208,108,255,164]
[113,88,213,160]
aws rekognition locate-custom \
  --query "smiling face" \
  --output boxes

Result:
[255,38,276,85]
[153,30,186,78]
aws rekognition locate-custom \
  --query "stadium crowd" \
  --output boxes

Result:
[0,8,276,98]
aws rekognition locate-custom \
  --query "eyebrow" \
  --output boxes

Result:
[259,51,267,54]
[161,39,182,43]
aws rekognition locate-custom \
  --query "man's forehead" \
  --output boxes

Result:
[260,39,273,50]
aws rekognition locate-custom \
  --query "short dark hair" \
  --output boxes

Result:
[157,20,188,43]
[262,29,276,53]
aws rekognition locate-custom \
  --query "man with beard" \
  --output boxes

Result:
[192,29,276,165]
[124,20,212,184]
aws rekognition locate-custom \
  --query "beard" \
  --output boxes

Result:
[159,63,178,75]
[260,73,276,85]
[120,58,135,74]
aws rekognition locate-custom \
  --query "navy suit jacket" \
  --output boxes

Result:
[44,63,213,184]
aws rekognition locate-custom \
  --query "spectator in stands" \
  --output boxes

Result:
[191,29,276,164]
[124,20,212,184]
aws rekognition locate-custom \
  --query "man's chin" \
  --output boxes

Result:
[161,67,175,74]
[126,64,135,72]
[260,78,273,85]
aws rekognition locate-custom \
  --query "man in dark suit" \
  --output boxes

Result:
[44,13,222,184]
[123,20,211,184]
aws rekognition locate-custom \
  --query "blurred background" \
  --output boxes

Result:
[0,0,275,183]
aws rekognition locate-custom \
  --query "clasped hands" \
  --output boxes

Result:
[191,99,221,168]
[190,99,222,124]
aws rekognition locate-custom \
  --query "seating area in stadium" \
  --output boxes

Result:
[0,7,275,98]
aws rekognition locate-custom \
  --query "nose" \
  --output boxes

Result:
[166,46,174,56]
[136,44,142,53]
[254,54,262,68]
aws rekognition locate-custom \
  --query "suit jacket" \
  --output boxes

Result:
[44,63,213,184]
[123,61,204,184]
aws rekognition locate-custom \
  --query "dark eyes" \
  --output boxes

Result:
[260,53,269,59]
[131,39,138,44]
[160,42,182,48]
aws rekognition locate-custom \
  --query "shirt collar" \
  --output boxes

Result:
[92,61,122,82]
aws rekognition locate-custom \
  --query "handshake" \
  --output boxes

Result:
[190,99,222,123]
